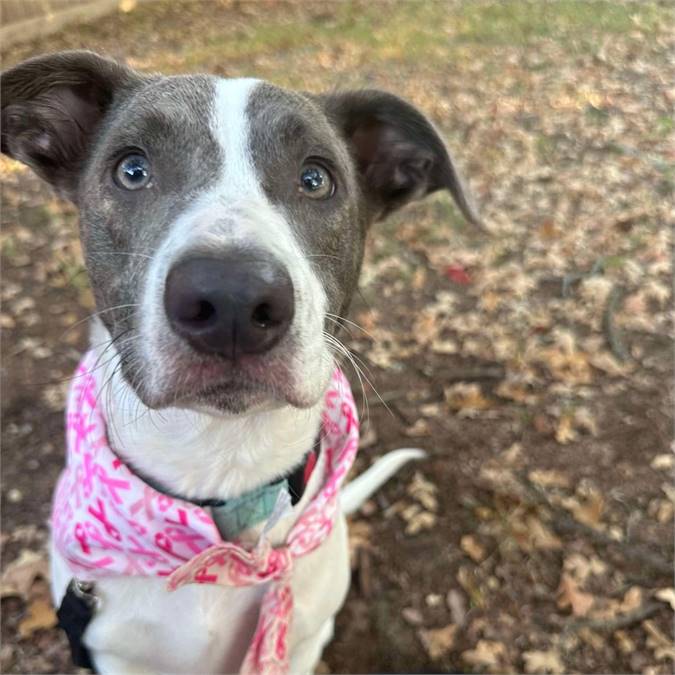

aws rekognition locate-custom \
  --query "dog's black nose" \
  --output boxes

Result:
[164,254,294,359]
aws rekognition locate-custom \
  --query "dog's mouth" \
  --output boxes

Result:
[123,347,319,414]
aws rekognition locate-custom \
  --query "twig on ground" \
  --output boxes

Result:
[602,284,629,361]
[565,601,663,634]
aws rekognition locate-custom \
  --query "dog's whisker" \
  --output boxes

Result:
[323,331,371,426]
[56,304,140,342]
[88,250,153,260]
[325,312,377,342]
[324,330,394,423]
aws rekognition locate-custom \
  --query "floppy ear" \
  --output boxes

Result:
[1,50,143,201]
[322,90,481,225]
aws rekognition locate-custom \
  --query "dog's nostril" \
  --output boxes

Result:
[193,300,215,323]
[251,303,274,329]
[181,299,216,324]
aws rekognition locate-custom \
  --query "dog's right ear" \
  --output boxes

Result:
[1,50,143,201]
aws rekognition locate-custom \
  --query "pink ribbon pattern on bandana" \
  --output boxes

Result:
[52,352,359,674]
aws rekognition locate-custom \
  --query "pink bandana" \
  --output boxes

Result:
[52,352,359,674]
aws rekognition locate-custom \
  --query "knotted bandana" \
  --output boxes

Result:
[52,352,359,674]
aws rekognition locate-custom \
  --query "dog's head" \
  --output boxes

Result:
[2,51,480,414]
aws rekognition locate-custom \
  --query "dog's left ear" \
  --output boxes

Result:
[322,89,482,225]
[1,50,143,201]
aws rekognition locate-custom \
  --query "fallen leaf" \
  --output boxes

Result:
[444,264,471,285]
[523,649,565,674]
[445,383,492,416]
[405,419,430,437]
[525,515,562,550]
[118,0,137,12]
[407,472,438,511]
[418,623,458,660]
[404,510,436,535]
[613,629,635,654]
[462,639,507,669]
[502,442,523,464]
[565,490,605,530]
[461,534,487,562]
[529,469,570,489]
[557,572,594,617]
[0,549,49,599]
[18,599,57,639]
[655,588,675,611]
[555,414,577,444]
[651,454,674,470]
[644,619,675,661]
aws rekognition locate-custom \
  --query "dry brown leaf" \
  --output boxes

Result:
[461,535,487,562]
[0,549,49,599]
[655,588,675,611]
[407,472,438,511]
[557,572,594,617]
[525,515,562,550]
[523,649,565,674]
[614,629,635,654]
[537,346,592,385]
[17,599,57,639]
[644,619,675,661]
[404,510,436,535]
[501,442,523,465]
[650,454,674,470]
[418,623,458,661]
[462,639,508,670]
[569,490,605,530]
[495,381,536,404]
[555,414,577,444]
[445,383,492,417]
[405,419,430,438]
[529,469,570,489]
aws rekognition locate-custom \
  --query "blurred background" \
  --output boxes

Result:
[1,1,673,673]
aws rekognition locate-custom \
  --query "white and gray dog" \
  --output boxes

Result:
[1,51,480,674]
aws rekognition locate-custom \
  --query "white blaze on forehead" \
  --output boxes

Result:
[211,78,261,194]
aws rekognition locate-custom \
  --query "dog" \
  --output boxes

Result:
[1,50,480,674]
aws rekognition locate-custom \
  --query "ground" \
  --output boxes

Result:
[1,1,673,673]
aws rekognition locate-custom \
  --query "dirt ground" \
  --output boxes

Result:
[1,1,673,673]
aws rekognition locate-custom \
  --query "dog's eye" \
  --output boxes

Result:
[299,163,334,199]
[114,153,151,190]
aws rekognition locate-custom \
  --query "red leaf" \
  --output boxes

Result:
[444,264,471,285]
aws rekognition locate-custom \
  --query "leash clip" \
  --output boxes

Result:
[71,579,102,611]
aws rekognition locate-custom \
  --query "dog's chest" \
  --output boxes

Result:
[51,512,350,673]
